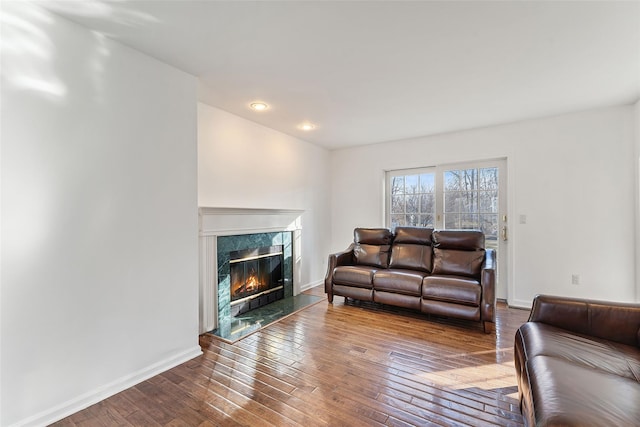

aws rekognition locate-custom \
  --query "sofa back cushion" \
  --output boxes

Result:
[389,227,433,272]
[432,230,485,278]
[433,230,484,250]
[529,295,640,347]
[353,228,392,268]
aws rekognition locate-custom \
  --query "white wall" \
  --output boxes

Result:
[1,3,201,426]
[635,100,640,301]
[330,106,637,307]
[198,103,331,289]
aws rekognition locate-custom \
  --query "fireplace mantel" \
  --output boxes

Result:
[198,207,304,333]
[199,207,304,236]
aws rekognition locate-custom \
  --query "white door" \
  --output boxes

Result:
[386,159,508,299]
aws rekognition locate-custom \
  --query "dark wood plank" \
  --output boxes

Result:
[52,286,529,426]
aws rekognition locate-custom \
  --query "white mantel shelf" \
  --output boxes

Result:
[199,207,305,215]
[198,207,304,334]
[199,207,304,237]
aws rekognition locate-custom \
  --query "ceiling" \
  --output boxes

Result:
[38,1,640,150]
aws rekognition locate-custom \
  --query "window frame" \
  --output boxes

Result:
[385,166,437,231]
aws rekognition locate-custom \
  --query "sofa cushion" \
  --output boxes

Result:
[421,299,480,321]
[354,228,392,268]
[333,285,374,302]
[393,227,433,245]
[432,248,484,278]
[354,244,391,268]
[389,244,432,272]
[525,355,640,426]
[388,227,433,272]
[432,230,484,250]
[354,227,393,245]
[374,291,421,310]
[333,266,376,289]
[516,322,640,382]
[373,269,426,296]
[529,295,640,347]
[422,275,481,306]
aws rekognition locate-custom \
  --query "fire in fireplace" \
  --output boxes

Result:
[229,245,284,316]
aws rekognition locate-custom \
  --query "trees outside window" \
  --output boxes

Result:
[443,167,499,244]
[386,166,499,248]
[389,172,435,229]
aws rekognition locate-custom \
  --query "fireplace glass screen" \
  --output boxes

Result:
[229,245,284,303]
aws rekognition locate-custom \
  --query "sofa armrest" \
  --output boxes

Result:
[480,249,496,330]
[324,244,355,297]
[529,294,640,347]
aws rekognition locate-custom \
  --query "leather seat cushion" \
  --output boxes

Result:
[516,322,640,381]
[332,266,376,288]
[422,275,481,306]
[525,355,640,426]
[373,269,426,296]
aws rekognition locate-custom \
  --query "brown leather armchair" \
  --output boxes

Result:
[514,294,640,426]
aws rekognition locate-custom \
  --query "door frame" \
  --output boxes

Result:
[385,157,509,301]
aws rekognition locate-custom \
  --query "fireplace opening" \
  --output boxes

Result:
[229,245,284,316]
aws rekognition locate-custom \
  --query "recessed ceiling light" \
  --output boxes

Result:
[299,122,316,131]
[250,102,268,111]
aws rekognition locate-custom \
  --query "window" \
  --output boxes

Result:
[387,169,436,229]
[443,167,499,248]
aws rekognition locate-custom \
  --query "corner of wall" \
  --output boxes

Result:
[635,100,640,302]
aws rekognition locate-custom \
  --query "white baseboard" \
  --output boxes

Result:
[11,345,203,427]
[300,280,324,293]
[508,298,533,310]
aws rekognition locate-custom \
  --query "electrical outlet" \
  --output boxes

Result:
[571,274,580,285]
[519,214,527,224]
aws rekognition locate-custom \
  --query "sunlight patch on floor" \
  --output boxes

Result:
[419,361,517,391]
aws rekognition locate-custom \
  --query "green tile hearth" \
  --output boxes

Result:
[208,293,323,343]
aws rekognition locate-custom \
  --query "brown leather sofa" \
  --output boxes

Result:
[514,294,640,426]
[325,227,496,332]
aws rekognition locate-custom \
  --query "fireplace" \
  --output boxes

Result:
[198,207,302,335]
[229,245,284,316]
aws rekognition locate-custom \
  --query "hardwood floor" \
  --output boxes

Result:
[53,286,530,426]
